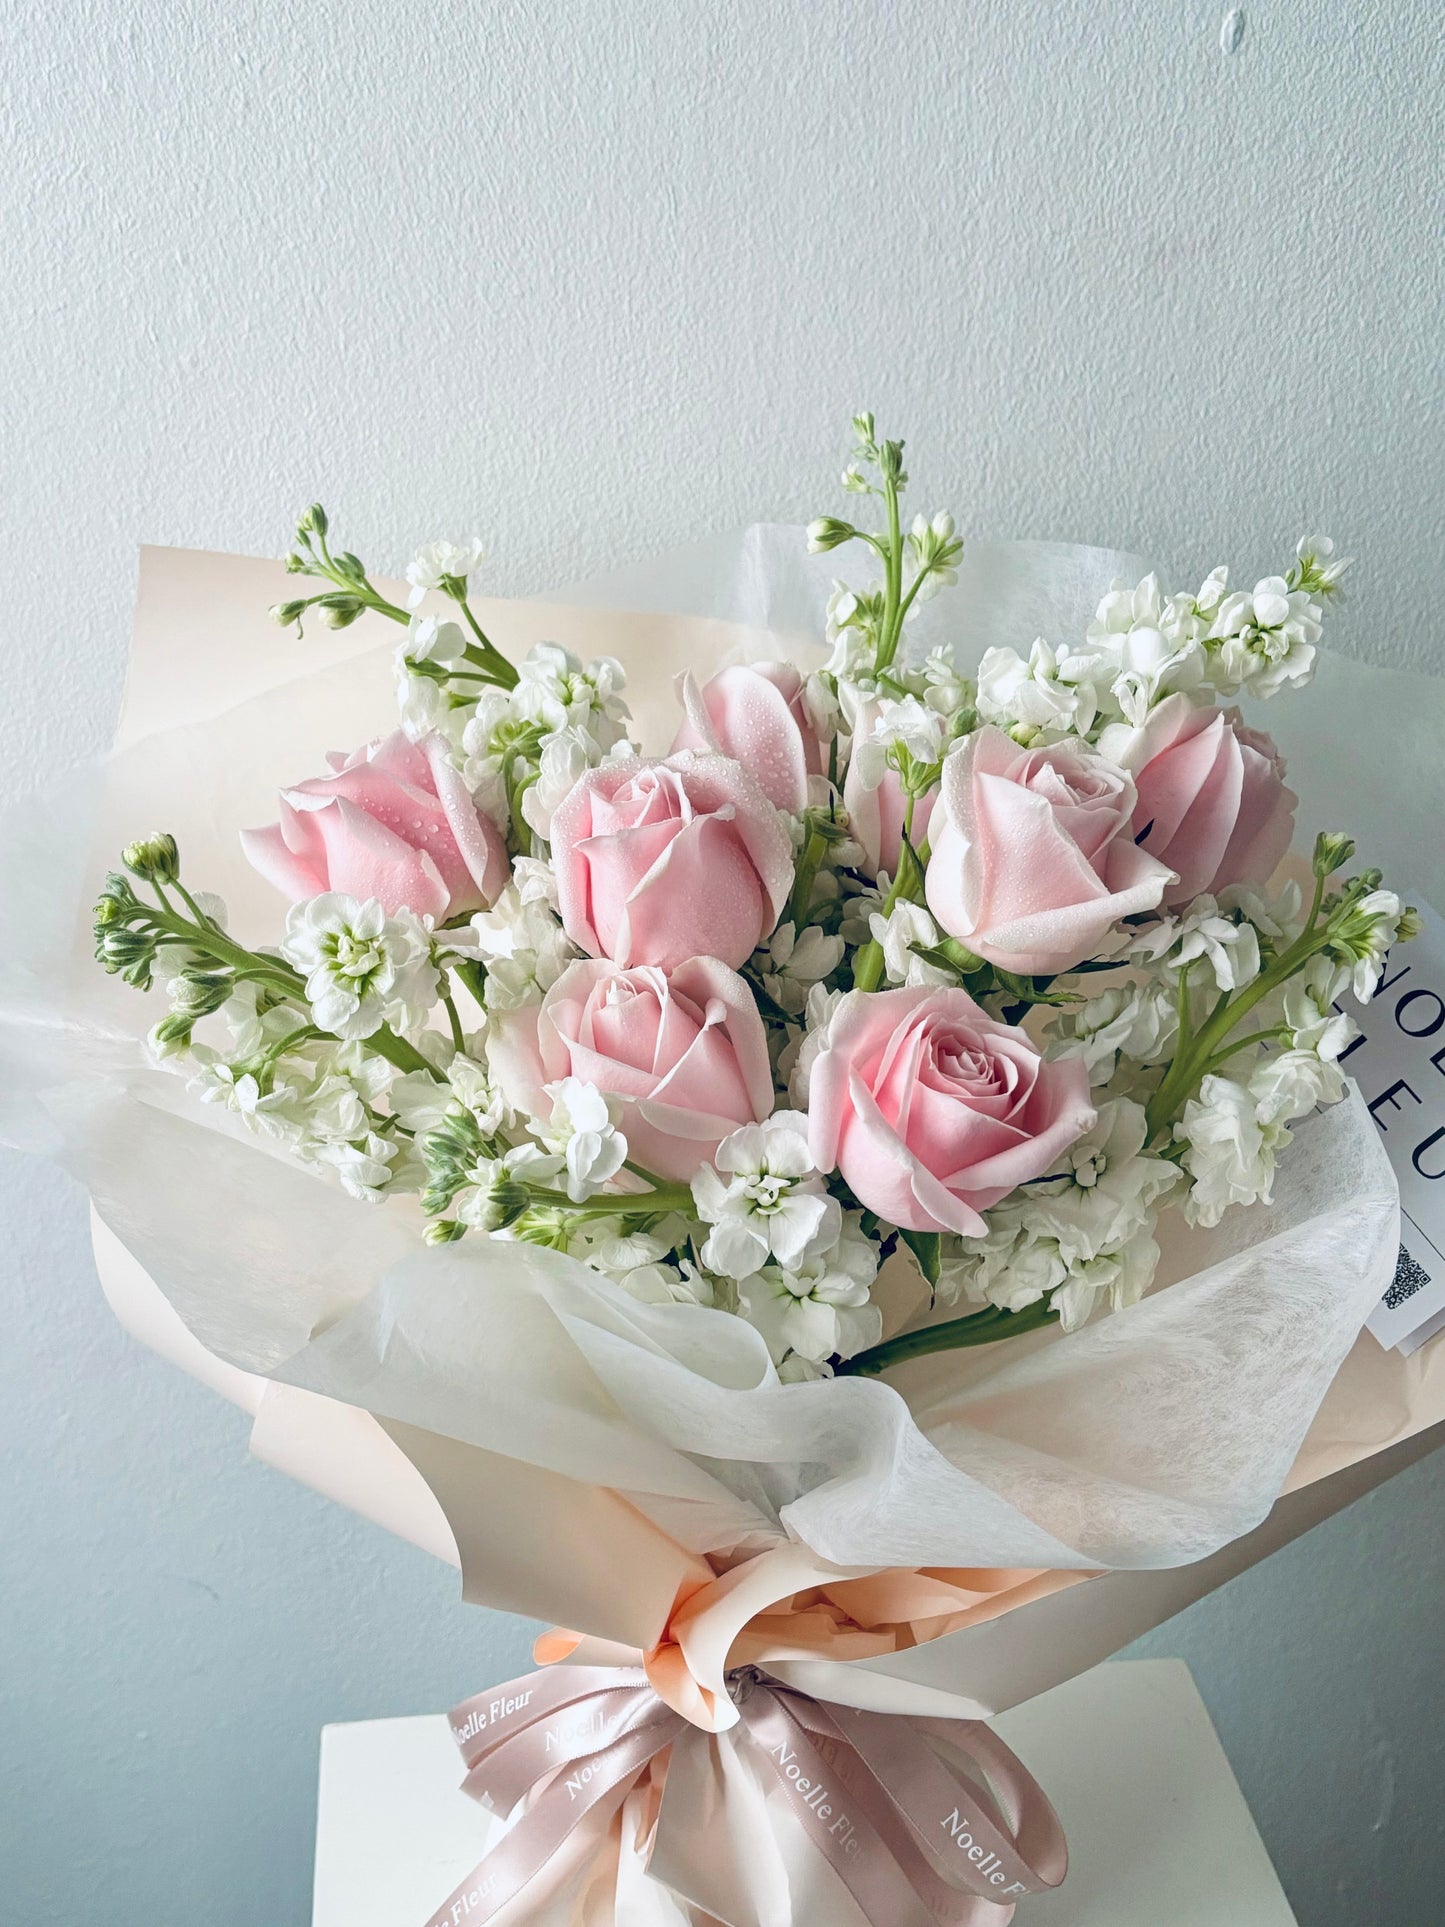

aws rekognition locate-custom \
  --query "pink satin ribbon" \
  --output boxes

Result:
[421,1664,1067,1926]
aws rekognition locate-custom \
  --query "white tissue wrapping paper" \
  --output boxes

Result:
[8,529,1444,1680]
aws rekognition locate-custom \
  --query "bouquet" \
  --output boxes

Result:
[8,415,1435,1924]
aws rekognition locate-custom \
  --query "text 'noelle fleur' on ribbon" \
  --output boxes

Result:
[421,1664,1067,1927]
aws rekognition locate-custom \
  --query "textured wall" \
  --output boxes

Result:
[2,2,1442,1921]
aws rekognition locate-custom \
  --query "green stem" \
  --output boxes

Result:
[788,828,830,929]
[555,1181,696,1219]
[1175,959,1194,1055]
[850,813,926,992]
[359,586,411,624]
[440,991,466,1055]
[1145,919,1336,1142]
[312,530,410,625]
[253,1023,323,1092]
[354,1025,441,1078]
[153,907,304,998]
[1201,1025,1289,1072]
[873,474,905,672]
[173,880,221,929]
[502,748,535,856]
[893,563,933,634]
[454,598,519,688]
[852,939,885,993]
[836,1298,1060,1377]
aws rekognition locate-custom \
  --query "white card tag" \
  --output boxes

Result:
[1337,901,1445,1350]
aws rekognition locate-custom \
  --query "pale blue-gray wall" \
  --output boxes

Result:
[2,2,1442,1921]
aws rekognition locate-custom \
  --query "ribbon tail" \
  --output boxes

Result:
[741,1690,957,1927]
[801,1697,1067,1904]
[420,1719,679,1927]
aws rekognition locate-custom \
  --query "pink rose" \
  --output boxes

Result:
[809,986,1095,1235]
[241,729,508,921]
[1102,695,1297,907]
[924,727,1173,976]
[491,956,774,1181]
[670,664,826,813]
[843,699,938,879]
[551,752,795,971]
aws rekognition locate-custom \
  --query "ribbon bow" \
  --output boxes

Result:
[422,1663,1067,1926]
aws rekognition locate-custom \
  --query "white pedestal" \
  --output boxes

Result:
[313,1659,1296,1926]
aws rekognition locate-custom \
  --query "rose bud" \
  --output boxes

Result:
[241,729,508,921]
[924,727,1173,976]
[550,752,794,971]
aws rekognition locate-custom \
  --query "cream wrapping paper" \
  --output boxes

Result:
[8,530,1445,1924]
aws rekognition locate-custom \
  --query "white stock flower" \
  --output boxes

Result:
[837,874,883,950]
[513,642,630,751]
[975,639,1104,737]
[1248,1048,1345,1127]
[470,882,575,1009]
[800,672,842,742]
[314,1131,398,1203]
[452,1142,561,1230]
[622,1257,717,1308]
[391,1050,510,1139]
[824,584,877,679]
[1295,534,1351,591]
[940,1222,1068,1316]
[457,690,517,829]
[406,538,486,609]
[520,726,596,841]
[1331,889,1406,1001]
[848,694,948,789]
[739,1215,881,1366]
[1216,878,1304,947]
[753,922,845,1017]
[907,512,960,603]
[191,1061,304,1142]
[530,1077,628,1202]
[1131,896,1261,993]
[1028,1099,1179,1263]
[1176,1074,1290,1227]
[1051,979,1178,1085]
[1051,1237,1163,1334]
[512,855,561,910]
[869,901,951,987]
[408,614,468,667]
[1283,955,1355,1062]
[1203,577,1322,699]
[213,981,308,1062]
[944,1099,1176,1330]
[569,1223,713,1308]
[1085,573,1211,723]
[919,647,972,720]
[394,616,469,741]
[282,894,439,1042]
[692,1113,840,1280]
[788,982,844,1109]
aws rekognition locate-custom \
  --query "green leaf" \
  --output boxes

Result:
[899,1228,941,1288]
[906,940,971,982]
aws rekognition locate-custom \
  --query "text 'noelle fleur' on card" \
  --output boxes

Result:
[1342,902,1445,1351]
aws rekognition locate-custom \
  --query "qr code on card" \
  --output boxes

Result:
[1385,1244,1434,1310]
